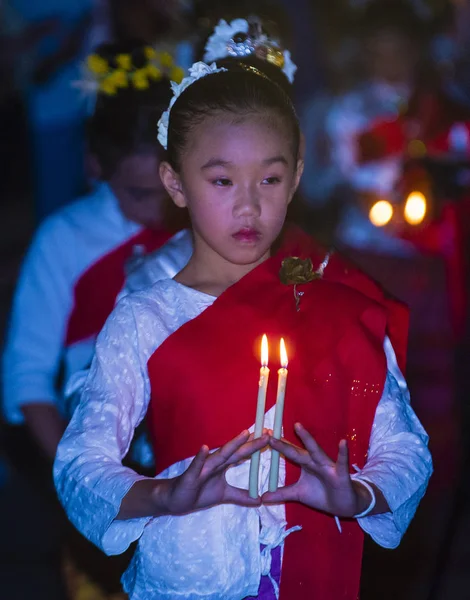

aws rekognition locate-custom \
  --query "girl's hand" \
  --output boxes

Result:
[262,423,371,517]
[154,430,269,515]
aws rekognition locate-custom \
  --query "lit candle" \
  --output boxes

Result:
[249,334,270,498]
[269,338,288,492]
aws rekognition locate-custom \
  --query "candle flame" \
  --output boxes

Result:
[280,338,288,368]
[261,334,269,367]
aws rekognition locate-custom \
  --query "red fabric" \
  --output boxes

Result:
[357,112,470,164]
[427,122,470,155]
[146,229,409,600]
[401,204,467,336]
[281,227,409,374]
[65,228,171,346]
[358,118,407,162]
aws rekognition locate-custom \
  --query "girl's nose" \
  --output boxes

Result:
[233,186,261,217]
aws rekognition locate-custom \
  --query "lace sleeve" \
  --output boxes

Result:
[354,339,433,548]
[53,296,154,555]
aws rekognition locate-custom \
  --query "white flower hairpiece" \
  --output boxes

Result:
[157,61,227,149]
[203,18,297,84]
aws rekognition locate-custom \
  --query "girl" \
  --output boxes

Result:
[120,16,297,297]
[54,60,432,600]
[2,41,183,599]
[3,42,182,460]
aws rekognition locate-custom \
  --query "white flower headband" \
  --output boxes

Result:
[157,61,227,149]
[203,18,297,84]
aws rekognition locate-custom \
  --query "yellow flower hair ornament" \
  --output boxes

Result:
[73,46,186,111]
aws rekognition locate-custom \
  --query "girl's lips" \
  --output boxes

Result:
[232,228,261,242]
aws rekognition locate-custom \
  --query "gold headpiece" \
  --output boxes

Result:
[203,18,297,83]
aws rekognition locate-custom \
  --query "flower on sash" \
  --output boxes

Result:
[279,255,330,311]
[279,257,319,285]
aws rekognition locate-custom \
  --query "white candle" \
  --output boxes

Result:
[249,334,269,498]
[269,338,288,492]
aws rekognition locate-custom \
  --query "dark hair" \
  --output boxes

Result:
[167,65,299,171]
[215,55,292,98]
[87,41,173,178]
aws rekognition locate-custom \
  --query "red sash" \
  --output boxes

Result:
[146,230,408,600]
[66,228,171,346]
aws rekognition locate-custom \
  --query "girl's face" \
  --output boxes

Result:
[161,113,303,269]
[109,152,168,230]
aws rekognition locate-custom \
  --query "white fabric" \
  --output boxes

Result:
[121,228,193,298]
[326,81,410,190]
[319,81,417,254]
[2,183,144,424]
[54,279,432,600]
[65,228,192,421]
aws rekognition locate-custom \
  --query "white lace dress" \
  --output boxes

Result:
[54,279,433,600]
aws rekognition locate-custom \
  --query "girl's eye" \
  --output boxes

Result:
[212,178,232,187]
[262,176,281,185]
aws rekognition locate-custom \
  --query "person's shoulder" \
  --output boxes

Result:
[35,187,107,239]
[118,278,181,314]
[54,185,112,226]
[110,279,187,338]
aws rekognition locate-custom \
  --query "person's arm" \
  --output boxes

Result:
[21,405,66,460]
[262,336,432,543]
[54,298,154,554]
[54,297,268,555]
[2,217,74,459]
[350,337,432,548]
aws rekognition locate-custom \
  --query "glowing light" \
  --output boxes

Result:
[369,200,393,227]
[280,338,288,369]
[404,191,426,226]
[261,334,269,367]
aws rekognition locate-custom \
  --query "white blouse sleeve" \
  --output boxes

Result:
[2,217,74,423]
[53,296,154,556]
[354,337,433,548]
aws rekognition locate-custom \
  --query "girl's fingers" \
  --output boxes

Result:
[219,430,251,458]
[185,445,210,480]
[247,428,271,441]
[224,484,262,507]
[208,430,251,470]
[294,423,331,466]
[269,437,311,467]
[262,483,299,504]
[224,434,270,467]
[335,439,350,478]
